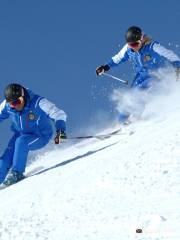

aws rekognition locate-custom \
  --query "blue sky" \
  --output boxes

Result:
[0,0,179,152]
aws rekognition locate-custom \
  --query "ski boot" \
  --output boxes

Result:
[2,170,25,187]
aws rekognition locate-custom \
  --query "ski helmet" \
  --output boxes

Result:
[4,83,24,102]
[125,26,142,43]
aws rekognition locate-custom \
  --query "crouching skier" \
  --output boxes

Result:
[0,83,67,187]
[96,26,180,123]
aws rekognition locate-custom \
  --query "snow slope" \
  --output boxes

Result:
[0,78,180,239]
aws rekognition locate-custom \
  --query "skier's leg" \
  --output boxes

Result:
[118,75,150,123]
[12,134,50,173]
[0,134,18,183]
[131,73,152,89]
[118,112,131,124]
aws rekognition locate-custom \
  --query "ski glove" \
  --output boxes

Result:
[96,65,110,75]
[176,68,180,81]
[54,130,67,144]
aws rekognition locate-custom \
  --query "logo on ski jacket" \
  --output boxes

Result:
[144,55,151,62]
[28,111,36,120]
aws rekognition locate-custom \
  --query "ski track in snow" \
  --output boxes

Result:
[1,82,180,239]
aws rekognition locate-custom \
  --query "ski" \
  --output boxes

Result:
[68,128,122,140]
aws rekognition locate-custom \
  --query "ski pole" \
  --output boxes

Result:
[102,72,128,85]
[67,129,122,140]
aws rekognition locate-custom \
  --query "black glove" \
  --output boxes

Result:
[176,68,180,81]
[54,130,67,144]
[96,65,110,76]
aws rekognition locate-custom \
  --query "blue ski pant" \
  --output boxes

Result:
[0,133,51,183]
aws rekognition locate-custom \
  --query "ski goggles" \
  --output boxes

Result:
[8,97,23,108]
[128,40,141,48]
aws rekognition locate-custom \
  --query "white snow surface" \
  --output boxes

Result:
[1,74,180,239]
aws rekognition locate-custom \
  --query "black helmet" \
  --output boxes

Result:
[4,83,24,102]
[125,26,142,43]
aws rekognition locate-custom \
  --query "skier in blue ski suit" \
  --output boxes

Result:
[96,26,180,122]
[0,83,67,186]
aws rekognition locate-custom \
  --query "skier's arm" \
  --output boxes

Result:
[108,44,129,67]
[96,44,129,75]
[0,100,9,122]
[153,43,180,80]
[39,98,67,133]
[153,43,180,68]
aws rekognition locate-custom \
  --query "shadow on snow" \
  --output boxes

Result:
[31,141,120,177]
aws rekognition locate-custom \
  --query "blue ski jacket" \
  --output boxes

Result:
[0,89,67,139]
[107,37,180,88]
